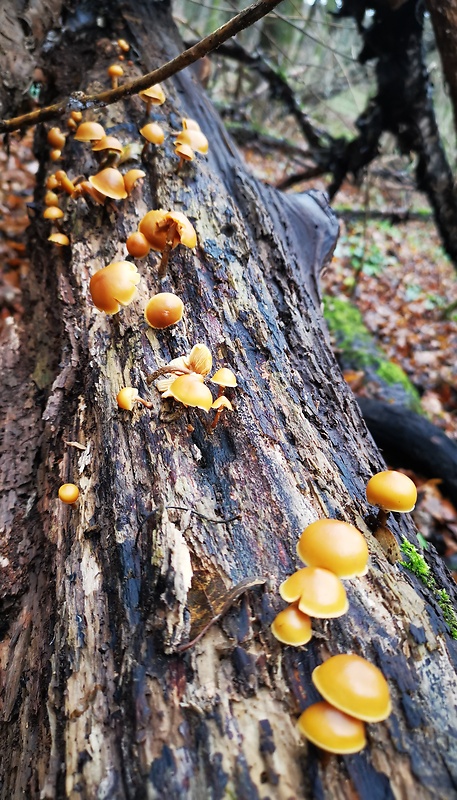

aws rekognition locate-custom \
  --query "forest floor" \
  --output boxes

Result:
[1,127,456,575]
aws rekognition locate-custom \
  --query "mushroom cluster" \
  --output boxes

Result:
[298,654,391,754]
[153,343,237,424]
[271,518,369,646]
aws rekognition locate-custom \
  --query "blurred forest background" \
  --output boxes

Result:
[2,0,457,569]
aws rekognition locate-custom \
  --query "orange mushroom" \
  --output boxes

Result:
[366,470,417,513]
[139,83,166,115]
[123,169,146,195]
[48,233,70,246]
[89,261,140,314]
[58,483,80,504]
[126,231,150,258]
[138,209,197,278]
[168,373,213,412]
[47,127,66,149]
[271,603,312,646]
[89,168,128,200]
[297,519,369,578]
[140,122,165,145]
[280,567,348,618]
[297,702,366,755]
[175,129,209,155]
[116,387,153,410]
[107,63,124,89]
[312,653,392,723]
[43,206,64,220]
[144,292,184,329]
[210,395,233,429]
[74,121,106,142]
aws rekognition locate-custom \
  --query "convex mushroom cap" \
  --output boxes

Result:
[297,702,366,754]
[312,653,391,722]
[139,83,166,105]
[280,567,348,618]
[297,519,369,578]
[74,121,105,142]
[271,603,312,646]
[366,470,417,512]
[58,483,79,504]
[89,168,128,200]
[90,261,140,314]
[175,129,209,154]
[144,292,184,329]
[169,374,213,411]
[211,368,237,388]
[140,123,165,145]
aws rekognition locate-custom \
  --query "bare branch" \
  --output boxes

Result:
[0,0,286,135]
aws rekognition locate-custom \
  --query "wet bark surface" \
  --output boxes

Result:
[1,1,457,798]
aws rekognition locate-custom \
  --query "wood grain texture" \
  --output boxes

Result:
[1,2,457,798]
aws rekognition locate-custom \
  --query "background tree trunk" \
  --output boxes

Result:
[1,1,457,798]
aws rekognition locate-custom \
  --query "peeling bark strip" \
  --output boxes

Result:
[1,1,457,799]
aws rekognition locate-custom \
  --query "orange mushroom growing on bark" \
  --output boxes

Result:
[138,209,197,278]
[89,261,140,314]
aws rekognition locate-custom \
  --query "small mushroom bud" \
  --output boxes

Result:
[210,395,233,429]
[44,190,60,207]
[47,127,66,149]
[140,122,165,145]
[46,174,60,190]
[117,387,153,410]
[70,111,83,123]
[271,603,312,646]
[144,292,184,329]
[55,170,77,195]
[50,149,62,162]
[126,231,150,258]
[58,483,80,504]
[181,118,201,131]
[43,206,64,220]
[366,470,417,514]
[117,38,130,52]
[89,261,140,314]
[175,129,208,155]
[174,141,194,171]
[123,169,146,195]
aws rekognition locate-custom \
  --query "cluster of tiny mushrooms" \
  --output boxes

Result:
[54,38,419,756]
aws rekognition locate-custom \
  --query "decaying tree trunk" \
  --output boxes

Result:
[1,1,457,798]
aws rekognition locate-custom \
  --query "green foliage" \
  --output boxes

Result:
[337,230,395,282]
[323,295,422,411]
[400,538,457,639]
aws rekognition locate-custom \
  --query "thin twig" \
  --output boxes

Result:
[0,0,287,135]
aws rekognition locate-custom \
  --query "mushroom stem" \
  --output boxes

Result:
[211,408,224,430]
[375,508,389,530]
[136,397,154,409]
[158,222,177,280]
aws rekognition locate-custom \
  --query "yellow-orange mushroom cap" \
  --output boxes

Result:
[174,141,194,162]
[74,121,106,142]
[169,374,213,411]
[297,519,369,578]
[58,483,80,504]
[47,127,66,149]
[43,206,64,220]
[123,169,146,195]
[271,603,312,646]
[139,209,197,251]
[175,129,209,155]
[89,261,140,314]
[366,470,417,513]
[211,396,233,411]
[144,292,184,329]
[280,567,348,618]
[117,387,139,410]
[210,368,237,388]
[297,702,366,754]
[126,231,150,258]
[140,122,165,145]
[89,168,128,200]
[182,118,201,131]
[312,654,392,723]
[48,233,70,246]
[92,135,123,153]
[139,83,165,105]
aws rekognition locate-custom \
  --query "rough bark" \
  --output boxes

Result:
[1,1,457,799]
[426,0,457,143]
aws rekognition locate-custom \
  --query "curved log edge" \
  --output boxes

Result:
[0,2,457,799]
